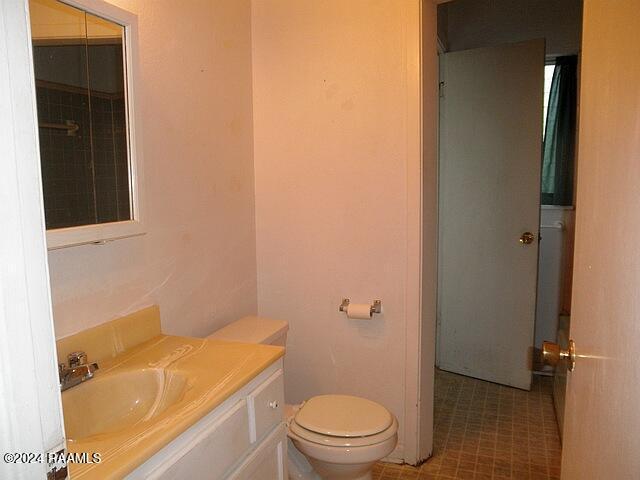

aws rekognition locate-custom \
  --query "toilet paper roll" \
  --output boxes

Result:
[346,303,372,319]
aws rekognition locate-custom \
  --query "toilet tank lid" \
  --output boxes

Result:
[208,316,289,345]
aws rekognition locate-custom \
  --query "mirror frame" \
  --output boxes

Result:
[34,0,146,250]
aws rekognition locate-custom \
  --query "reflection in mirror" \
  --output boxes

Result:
[30,0,131,230]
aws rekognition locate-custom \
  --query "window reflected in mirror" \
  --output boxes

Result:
[30,0,131,230]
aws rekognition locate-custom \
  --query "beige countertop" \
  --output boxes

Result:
[63,334,284,479]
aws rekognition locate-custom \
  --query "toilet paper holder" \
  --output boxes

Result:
[339,298,382,315]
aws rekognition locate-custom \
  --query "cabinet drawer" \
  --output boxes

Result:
[248,369,284,442]
[154,399,250,479]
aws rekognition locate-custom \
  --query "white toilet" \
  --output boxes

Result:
[209,316,398,480]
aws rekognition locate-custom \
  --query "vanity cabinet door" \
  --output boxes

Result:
[248,369,284,443]
[150,399,250,479]
[226,424,286,480]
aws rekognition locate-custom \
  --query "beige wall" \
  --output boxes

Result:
[251,0,424,461]
[47,0,258,338]
[45,0,434,463]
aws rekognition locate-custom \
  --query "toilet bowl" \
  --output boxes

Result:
[287,395,398,480]
[208,316,398,480]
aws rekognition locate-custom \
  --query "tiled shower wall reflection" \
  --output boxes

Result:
[36,83,130,230]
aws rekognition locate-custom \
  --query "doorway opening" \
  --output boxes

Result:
[426,1,581,479]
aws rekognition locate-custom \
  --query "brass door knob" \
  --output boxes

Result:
[541,340,576,371]
[519,232,535,244]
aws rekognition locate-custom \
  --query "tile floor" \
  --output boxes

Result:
[374,369,561,480]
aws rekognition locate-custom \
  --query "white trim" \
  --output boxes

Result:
[541,204,575,211]
[415,0,439,463]
[41,0,146,250]
[0,1,65,478]
[401,0,425,465]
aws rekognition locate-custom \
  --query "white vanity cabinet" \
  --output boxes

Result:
[128,361,286,480]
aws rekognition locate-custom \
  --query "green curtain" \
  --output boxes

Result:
[541,56,578,206]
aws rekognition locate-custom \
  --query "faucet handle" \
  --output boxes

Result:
[68,351,87,368]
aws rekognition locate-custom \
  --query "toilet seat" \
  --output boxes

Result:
[289,394,398,447]
[289,417,398,447]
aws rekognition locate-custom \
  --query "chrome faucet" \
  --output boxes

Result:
[59,351,99,392]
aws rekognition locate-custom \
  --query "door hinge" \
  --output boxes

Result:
[439,81,445,98]
[46,448,68,480]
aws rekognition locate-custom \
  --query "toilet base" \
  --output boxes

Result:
[306,458,374,480]
[287,438,321,480]
[287,436,379,480]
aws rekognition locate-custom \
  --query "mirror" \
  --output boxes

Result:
[30,0,142,246]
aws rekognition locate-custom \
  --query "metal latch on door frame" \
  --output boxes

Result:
[46,448,68,480]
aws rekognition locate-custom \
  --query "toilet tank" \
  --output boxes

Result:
[208,315,289,347]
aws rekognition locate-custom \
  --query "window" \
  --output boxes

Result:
[29,0,144,249]
[543,64,556,131]
[541,57,578,206]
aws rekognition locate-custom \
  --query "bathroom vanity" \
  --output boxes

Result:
[130,360,286,480]
[56,307,286,479]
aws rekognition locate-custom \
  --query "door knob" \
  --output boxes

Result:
[519,232,535,245]
[542,340,576,371]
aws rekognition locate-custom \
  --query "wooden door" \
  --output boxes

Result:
[561,1,640,478]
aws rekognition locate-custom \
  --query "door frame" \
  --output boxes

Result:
[399,0,440,465]
[0,1,65,478]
